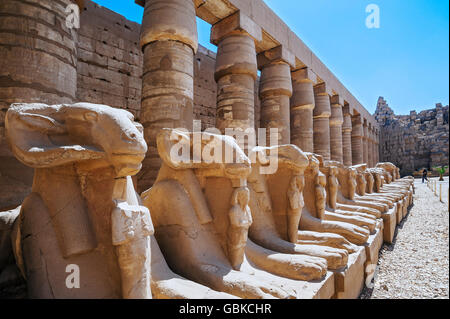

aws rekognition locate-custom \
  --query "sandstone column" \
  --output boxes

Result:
[290,68,316,152]
[0,0,79,209]
[373,127,377,166]
[211,11,262,137]
[362,120,369,165]
[329,95,344,163]
[313,83,331,160]
[375,129,380,164]
[258,46,295,145]
[138,0,198,191]
[351,114,363,165]
[342,106,353,167]
[370,127,376,167]
[367,124,373,167]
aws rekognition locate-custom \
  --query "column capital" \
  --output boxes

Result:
[351,115,363,137]
[330,94,344,106]
[313,83,331,118]
[259,62,293,97]
[140,0,198,52]
[257,45,296,69]
[330,95,343,126]
[291,67,317,84]
[313,82,332,96]
[211,10,262,45]
[342,113,352,132]
[362,120,369,140]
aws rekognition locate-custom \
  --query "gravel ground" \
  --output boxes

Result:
[361,178,449,299]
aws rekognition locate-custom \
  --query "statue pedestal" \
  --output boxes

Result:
[302,272,335,299]
[381,205,397,244]
[363,221,384,276]
[332,246,366,299]
[402,197,409,219]
[245,265,335,299]
[396,201,403,225]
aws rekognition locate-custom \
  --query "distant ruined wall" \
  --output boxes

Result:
[375,97,449,176]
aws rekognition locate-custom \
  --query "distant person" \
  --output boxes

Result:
[422,169,428,183]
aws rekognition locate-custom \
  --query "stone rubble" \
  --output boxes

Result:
[375,97,449,176]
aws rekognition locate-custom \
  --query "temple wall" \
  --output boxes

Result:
[76,0,221,128]
[76,1,143,119]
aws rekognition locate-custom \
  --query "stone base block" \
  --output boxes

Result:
[296,271,335,299]
[332,246,366,299]
[381,205,397,244]
[402,198,408,218]
[363,221,384,276]
[248,266,335,299]
[396,201,403,224]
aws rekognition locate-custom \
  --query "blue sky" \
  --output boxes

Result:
[91,0,449,115]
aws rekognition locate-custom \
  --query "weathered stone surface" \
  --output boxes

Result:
[313,84,331,160]
[143,129,328,299]
[351,115,364,165]
[0,0,78,210]
[6,103,149,298]
[291,68,315,152]
[138,0,197,192]
[362,121,369,166]
[248,145,350,271]
[329,96,344,164]
[215,34,257,135]
[76,1,143,119]
[4,103,234,299]
[342,111,353,166]
[141,0,198,53]
[374,97,449,175]
[299,153,370,246]
[259,62,292,145]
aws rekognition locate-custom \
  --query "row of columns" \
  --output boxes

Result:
[137,0,380,191]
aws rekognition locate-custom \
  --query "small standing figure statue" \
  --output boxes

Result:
[112,176,154,299]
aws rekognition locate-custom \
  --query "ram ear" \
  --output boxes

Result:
[18,112,67,135]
